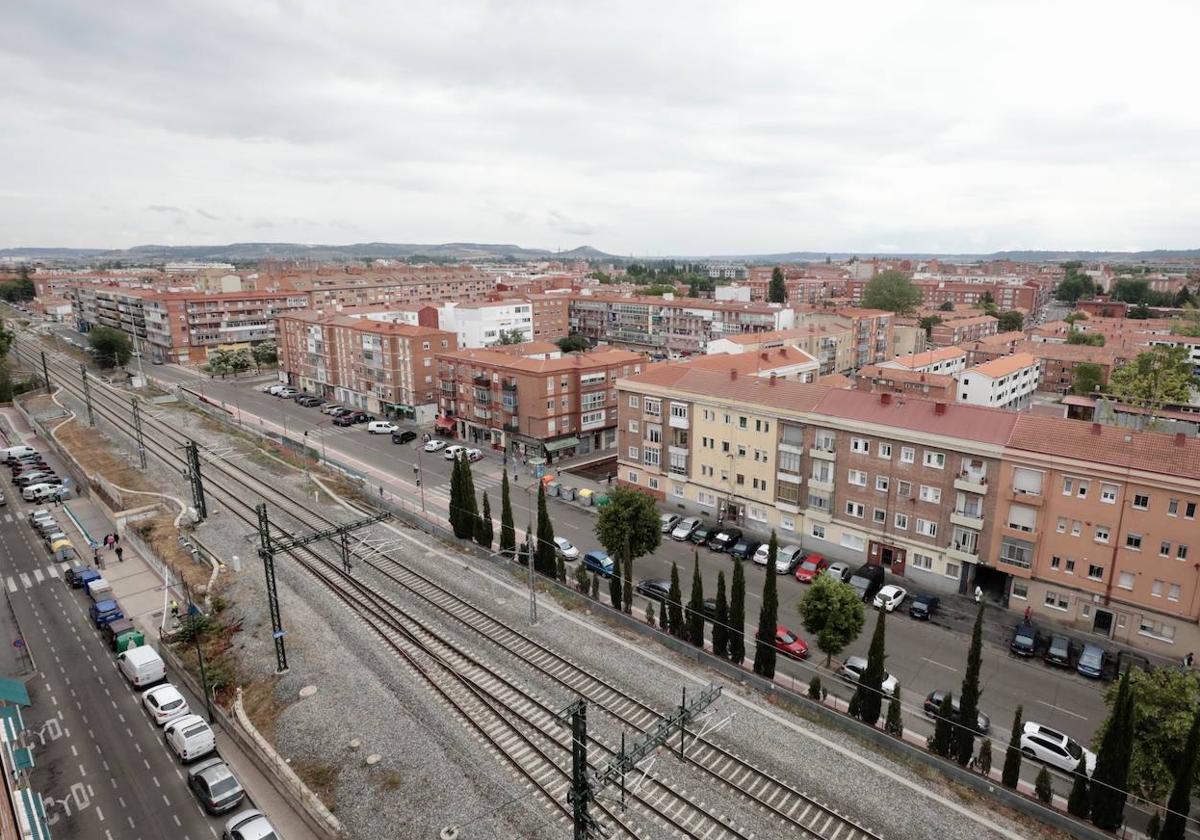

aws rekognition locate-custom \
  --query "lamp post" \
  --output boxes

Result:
[413,451,426,513]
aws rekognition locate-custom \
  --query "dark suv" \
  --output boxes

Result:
[1010,621,1039,657]
[333,411,370,427]
[391,430,418,444]
[728,537,761,561]
[847,564,885,602]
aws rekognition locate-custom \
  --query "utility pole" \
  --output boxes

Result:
[185,440,207,521]
[131,397,147,469]
[527,485,537,626]
[562,699,596,840]
[80,364,95,427]
[254,503,390,673]
[40,351,50,394]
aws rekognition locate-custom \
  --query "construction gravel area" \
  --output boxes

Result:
[63,384,1050,840]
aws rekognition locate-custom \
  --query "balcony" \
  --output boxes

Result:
[950,509,985,530]
[810,442,836,461]
[954,471,989,494]
[473,373,491,387]
[501,381,518,392]
[806,497,833,522]
[668,414,689,430]
[1008,488,1043,507]
[946,541,980,564]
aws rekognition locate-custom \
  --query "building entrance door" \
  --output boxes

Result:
[868,541,906,576]
[1092,609,1114,637]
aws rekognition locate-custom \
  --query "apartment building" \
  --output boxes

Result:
[846,277,1044,312]
[966,339,1122,394]
[956,353,1040,410]
[436,345,645,459]
[526,294,570,342]
[880,347,966,376]
[853,366,956,401]
[705,324,855,375]
[567,295,795,356]
[439,300,533,348]
[275,310,456,421]
[928,314,998,347]
[1147,335,1200,375]
[295,268,496,308]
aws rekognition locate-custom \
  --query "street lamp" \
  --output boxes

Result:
[413,451,426,513]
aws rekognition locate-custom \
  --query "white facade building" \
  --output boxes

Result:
[880,347,966,376]
[956,353,1040,410]
[439,300,533,348]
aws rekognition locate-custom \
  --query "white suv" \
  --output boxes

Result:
[1020,722,1096,775]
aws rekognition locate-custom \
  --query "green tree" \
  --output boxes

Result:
[997,310,1024,332]
[1113,277,1152,304]
[1034,767,1054,804]
[861,270,922,316]
[1110,346,1197,409]
[594,486,660,613]
[574,561,590,593]
[88,326,132,369]
[797,574,865,666]
[1129,303,1152,319]
[498,472,516,557]
[474,491,493,549]
[251,340,278,371]
[0,322,13,359]
[728,557,746,664]
[853,609,887,726]
[1066,329,1105,346]
[533,481,556,576]
[938,300,955,312]
[919,315,943,338]
[1067,754,1091,819]
[929,691,955,756]
[491,329,527,346]
[609,559,623,612]
[448,455,468,537]
[1091,670,1136,830]
[460,455,481,540]
[954,604,984,766]
[667,562,683,637]
[768,266,787,304]
[1070,362,1105,396]
[518,527,531,567]
[687,551,705,647]
[885,686,903,737]
[1001,706,1023,788]
[622,553,633,614]
[978,739,992,776]
[1055,271,1097,304]
[556,335,590,353]
[1160,707,1200,840]
[711,570,729,658]
[752,532,779,678]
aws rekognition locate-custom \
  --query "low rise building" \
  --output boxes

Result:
[439,300,534,348]
[928,314,998,347]
[853,366,956,400]
[880,347,966,376]
[705,324,855,375]
[956,353,1040,411]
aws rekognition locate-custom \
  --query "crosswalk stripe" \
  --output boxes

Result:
[18,574,31,589]
[58,562,69,573]
[2,514,10,524]
[6,577,15,593]
[44,566,56,579]
[32,569,43,584]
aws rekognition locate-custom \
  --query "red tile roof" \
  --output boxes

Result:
[813,389,1018,444]
[1007,415,1200,479]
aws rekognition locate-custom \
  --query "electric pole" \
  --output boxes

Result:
[80,364,95,427]
[131,397,147,469]
[184,440,208,521]
[40,351,50,394]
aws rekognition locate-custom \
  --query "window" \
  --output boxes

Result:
[1187,502,1197,519]
[648,477,659,490]
[627,470,638,483]
[900,447,915,464]
[1118,572,1135,590]
[878,443,892,458]
[777,481,801,504]
[1012,467,1043,495]
[1087,564,1104,581]
[1133,493,1150,510]
[668,450,687,476]
[1077,481,1089,499]
[919,485,941,504]
[1169,498,1179,516]
[643,447,661,467]
[1065,558,1076,574]
[1012,581,1029,600]
[738,416,748,429]
[911,553,933,570]
[1044,590,1070,611]
[1062,477,1074,496]
[944,561,961,580]
[1071,520,1081,536]
[1007,505,1037,533]
[923,450,945,469]
[1169,584,1181,602]
[627,446,639,460]
[736,474,745,486]
[848,469,867,487]
[1056,517,1068,533]
[1094,526,1110,543]
[851,437,870,454]
[781,516,795,531]
[999,538,1033,569]
[1101,484,1117,504]
[845,501,865,518]
[737,445,747,458]
[627,420,639,433]
[1139,618,1176,641]
[916,519,937,537]
[841,533,866,551]
[748,506,768,523]
[1152,579,1164,598]
[698,491,716,507]
[701,465,714,477]
[897,480,912,497]
[673,484,684,498]
[872,508,887,524]
[647,426,662,444]
[778,450,801,474]
[1126,533,1143,550]
[644,398,661,417]
[755,419,770,433]
[670,403,688,422]
[1050,555,1061,569]
[1160,541,1172,557]
[702,409,714,422]
[810,523,826,539]
[1180,545,1190,560]
[875,476,890,492]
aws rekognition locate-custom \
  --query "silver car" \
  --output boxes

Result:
[670,517,701,541]
[222,809,278,840]
[188,757,245,814]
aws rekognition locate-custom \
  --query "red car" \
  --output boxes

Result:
[774,625,809,659]
[794,553,829,584]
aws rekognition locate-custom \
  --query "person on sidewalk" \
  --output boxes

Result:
[112,532,119,547]
[170,600,180,620]
[115,546,123,563]
[974,584,982,604]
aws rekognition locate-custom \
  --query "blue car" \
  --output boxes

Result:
[583,550,615,578]
[1077,643,1107,679]
[89,599,124,628]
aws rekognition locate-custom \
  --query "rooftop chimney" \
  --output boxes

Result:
[1091,423,1102,435]
[880,392,892,405]
[1177,432,1188,447]
[769,374,778,386]
[730,368,738,380]
[760,352,769,361]
[934,402,947,415]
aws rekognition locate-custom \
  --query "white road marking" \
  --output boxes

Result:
[921,657,957,672]
[18,573,30,588]
[6,577,15,593]
[1036,700,1088,721]
[32,568,43,584]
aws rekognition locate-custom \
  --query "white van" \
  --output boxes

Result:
[265,384,288,396]
[118,645,166,688]
[85,577,112,601]
[366,420,398,435]
[23,483,66,502]
[164,714,216,763]
[1,445,36,461]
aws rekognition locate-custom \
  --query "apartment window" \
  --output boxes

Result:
[628,420,639,433]
[668,450,687,476]
[944,561,960,580]
[748,506,768,523]
[755,419,770,433]
[875,476,889,492]
[701,465,714,477]
[1187,502,1197,519]
[627,446,639,460]
[1077,481,1089,499]
[1160,541,1172,557]
[900,447,915,464]
[923,451,945,469]
[1126,533,1143,550]
[702,409,714,422]
[722,441,731,453]
[673,485,684,498]
[1012,467,1043,496]
[1056,517,1067,533]
[1065,558,1076,574]
[648,477,659,490]
[1062,477,1074,496]
[736,474,745,486]
[894,513,909,530]
[628,395,640,408]
[851,437,870,454]
[670,404,688,422]
[999,538,1033,569]
[878,443,892,459]
[897,480,912,497]
[737,445,747,458]
[810,523,826,540]
[1012,581,1029,600]
[1179,545,1190,560]
[644,398,661,417]
[919,485,941,504]
[1100,484,1117,503]
[1152,579,1164,598]
[841,533,866,551]
[1133,493,1150,510]
[1071,521,1081,536]
[848,469,867,487]
[1169,584,1181,602]
[724,413,732,425]
[1044,590,1070,611]
[698,491,716,507]
[643,446,660,468]
[1118,572,1135,591]
[1094,526,1110,543]
[751,478,765,491]
[845,501,865,518]
[778,451,801,474]
[1139,617,1176,641]
[916,519,937,537]
[911,553,933,570]
[776,481,801,504]
[1168,498,1179,516]
[781,516,795,532]
[738,416,748,429]
[872,508,886,524]
[627,470,638,483]
[1050,555,1061,569]
[1087,564,1104,581]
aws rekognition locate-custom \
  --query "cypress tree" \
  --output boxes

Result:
[608,563,623,611]
[658,598,667,631]
[768,266,787,303]
[533,481,556,576]
[622,541,633,615]
[448,456,464,536]
[460,456,480,538]
[728,557,746,664]
[687,550,705,647]
[1159,706,1200,840]
[1091,669,1134,830]
[590,573,599,600]
[499,472,516,557]
[930,691,955,756]
[555,553,566,582]
[644,599,655,627]
[711,571,729,658]
[954,603,985,766]
[853,608,887,726]
[977,739,992,776]
[1067,754,1090,819]
[519,526,531,567]
[885,684,903,737]
[1001,705,1023,788]
[667,562,684,637]
[1034,767,1053,804]
[475,491,493,549]
[752,532,779,678]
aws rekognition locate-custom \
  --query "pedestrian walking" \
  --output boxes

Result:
[1185,652,1195,669]
[115,546,123,563]
[1024,606,1031,622]
[170,600,180,620]
[974,584,982,604]
[112,533,119,547]
[92,547,100,567]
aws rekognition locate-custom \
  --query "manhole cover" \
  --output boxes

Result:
[298,685,318,699]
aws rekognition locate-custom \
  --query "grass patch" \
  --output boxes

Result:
[380,772,403,791]
[291,759,339,810]
[240,676,287,742]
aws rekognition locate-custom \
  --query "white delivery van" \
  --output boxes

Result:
[85,577,112,601]
[366,421,398,435]
[164,714,216,763]
[1,445,37,461]
[117,645,166,688]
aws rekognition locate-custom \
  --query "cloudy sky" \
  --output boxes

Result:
[3,1,1198,255]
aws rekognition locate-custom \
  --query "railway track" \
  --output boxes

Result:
[19,334,885,840]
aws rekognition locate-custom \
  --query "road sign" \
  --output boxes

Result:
[13,638,24,649]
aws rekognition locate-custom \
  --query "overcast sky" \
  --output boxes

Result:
[3,1,1198,255]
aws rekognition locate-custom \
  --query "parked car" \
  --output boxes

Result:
[689,525,715,546]
[583,550,614,577]
[838,655,898,698]
[636,579,672,602]
[1020,721,1096,776]
[660,514,682,534]
[264,384,288,395]
[793,553,829,583]
[873,584,908,612]
[922,690,991,734]
[443,444,466,460]
[89,599,124,627]
[1044,633,1074,668]
[320,403,346,415]
[670,517,701,541]
[295,395,324,407]
[847,564,885,601]
[774,625,809,660]
[14,471,54,486]
[553,537,579,561]
[391,430,418,445]
[24,483,65,502]
[466,448,484,462]
[1076,644,1107,679]
[708,528,742,553]
[774,545,805,574]
[275,387,298,398]
[164,714,216,763]
[332,411,366,426]
[825,560,852,583]
[188,758,246,815]
[424,439,447,452]
[142,684,190,725]
[222,809,278,840]
[908,594,940,620]
[1010,621,1039,657]
[751,542,772,566]
[366,421,398,435]
[729,537,760,562]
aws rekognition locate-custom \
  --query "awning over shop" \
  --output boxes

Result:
[435,416,456,430]
[544,436,580,454]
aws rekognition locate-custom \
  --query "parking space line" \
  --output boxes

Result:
[1035,700,1088,721]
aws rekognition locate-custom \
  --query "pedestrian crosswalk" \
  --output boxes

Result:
[7,563,70,593]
